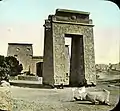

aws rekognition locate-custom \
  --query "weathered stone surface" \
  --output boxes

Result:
[0,87,12,111]
[43,22,54,86]
[86,89,110,105]
[73,87,86,100]
[52,23,96,84]
[7,43,33,73]
[74,88,110,105]
[64,45,70,85]
[0,80,10,87]
[54,9,90,24]
[7,43,43,76]
[43,9,96,86]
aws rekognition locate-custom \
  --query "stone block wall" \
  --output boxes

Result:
[43,9,96,86]
[7,43,43,76]
[64,45,70,85]
[52,22,96,85]
[31,56,43,75]
[7,43,33,73]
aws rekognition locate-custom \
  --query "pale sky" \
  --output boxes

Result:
[0,0,120,64]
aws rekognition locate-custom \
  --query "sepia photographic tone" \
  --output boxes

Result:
[0,0,119,111]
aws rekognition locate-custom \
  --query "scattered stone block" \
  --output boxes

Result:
[86,89,110,105]
[73,87,110,105]
[0,80,10,88]
[0,86,12,111]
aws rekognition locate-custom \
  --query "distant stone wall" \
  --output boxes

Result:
[64,45,70,85]
[9,75,41,81]
[111,63,120,71]
[7,43,43,76]
[95,64,108,72]
[17,75,38,81]
[7,43,33,73]
[31,56,43,75]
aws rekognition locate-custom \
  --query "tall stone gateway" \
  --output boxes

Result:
[43,9,96,86]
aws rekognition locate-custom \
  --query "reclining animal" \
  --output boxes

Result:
[73,87,110,105]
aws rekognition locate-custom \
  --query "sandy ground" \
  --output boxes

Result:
[7,71,120,111]
[10,82,119,111]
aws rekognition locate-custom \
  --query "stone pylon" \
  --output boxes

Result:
[43,9,96,86]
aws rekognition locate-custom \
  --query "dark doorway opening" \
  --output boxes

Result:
[65,34,85,86]
[36,62,43,77]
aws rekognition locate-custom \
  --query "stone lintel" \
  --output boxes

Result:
[65,45,69,47]
[8,43,33,45]
[56,9,90,15]
[52,20,94,27]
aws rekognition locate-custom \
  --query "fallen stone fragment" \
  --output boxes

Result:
[0,87,12,111]
[0,80,10,88]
